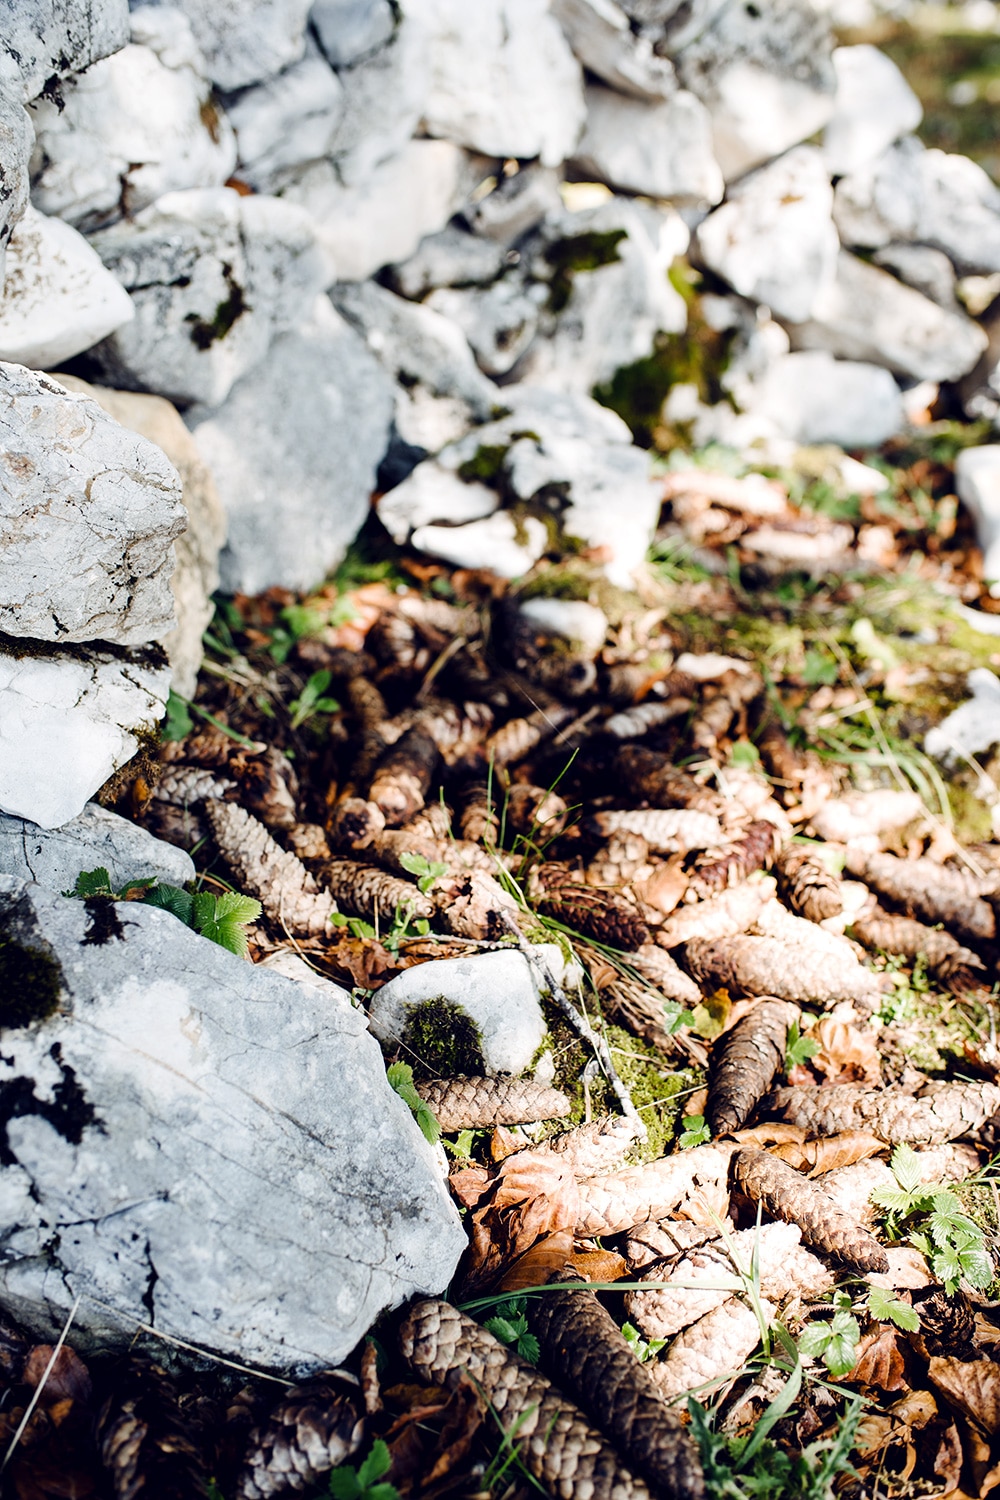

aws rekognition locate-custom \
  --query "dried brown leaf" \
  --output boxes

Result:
[770,1130,887,1176]
[809,1016,882,1087]
[849,1326,910,1393]
[928,1358,1000,1438]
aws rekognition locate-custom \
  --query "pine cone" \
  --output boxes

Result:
[368,727,439,826]
[345,676,387,730]
[455,779,499,846]
[730,1148,888,1273]
[683,933,885,1010]
[774,847,842,924]
[205,801,336,937]
[585,808,724,855]
[485,706,574,768]
[327,798,386,851]
[656,883,772,949]
[532,863,650,951]
[98,1360,211,1500]
[912,1287,977,1360]
[649,1297,772,1401]
[707,999,797,1136]
[845,849,996,946]
[603,698,694,739]
[766,1081,1000,1145]
[418,1077,571,1131]
[576,1144,734,1238]
[613,748,725,814]
[851,907,987,992]
[236,1375,365,1499]
[321,856,435,922]
[690,821,782,897]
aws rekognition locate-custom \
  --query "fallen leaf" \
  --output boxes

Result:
[495,1231,576,1293]
[569,1248,628,1284]
[935,1420,964,1495]
[21,1346,91,1406]
[633,860,688,917]
[731,1123,809,1149]
[929,1358,1000,1438]
[460,1149,581,1296]
[867,1245,934,1290]
[849,1327,909,1392]
[768,1130,886,1175]
[810,1016,882,1086]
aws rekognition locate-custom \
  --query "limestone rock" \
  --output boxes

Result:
[408,0,586,166]
[694,146,837,323]
[832,135,924,250]
[955,446,1000,591]
[0,645,171,829]
[88,187,331,406]
[223,52,344,193]
[0,0,129,104]
[280,141,469,282]
[518,599,608,656]
[324,11,429,187]
[0,363,184,647]
[744,351,903,449]
[53,376,226,699]
[0,81,33,289]
[426,278,545,378]
[675,0,836,181]
[822,44,921,177]
[787,250,987,384]
[411,511,549,579]
[925,668,1000,762]
[367,949,560,1074]
[187,297,395,596]
[873,244,959,311]
[466,163,564,245]
[311,0,396,67]
[0,207,134,368]
[0,878,465,1370]
[551,0,679,100]
[572,83,723,205]
[0,802,194,891]
[377,465,499,546]
[389,227,507,300]
[160,0,314,91]
[28,7,238,232]
[614,0,728,55]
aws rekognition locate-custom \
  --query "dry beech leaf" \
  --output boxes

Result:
[867,1245,934,1291]
[22,1345,91,1405]
[769,1130,887,1176]
[460,1149,581,1295]
[494,1231,576,1294]
[809,1017,882,1087]
[928,1359,1000,1438]
[849,1326,910,1393]
[570,1248,629,1284]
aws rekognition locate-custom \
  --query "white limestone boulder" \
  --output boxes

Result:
[0,208,134,368]
[822,45,921,177]
[518,598,609,656]
[744,351,903,448]
[187,297,395,596]
[88,188,330,406]
[572,83,723,205]
[324,11,429,187]
[311,0,396,67]
[0,802,194,892]
[466,164,563,245]
[551,0,679,100]
[694,146,838,323]
[389,228,507,300]
[407,0,586,166]
[0,879,465,1371]
[28,7,238,232]
[426,279,546,379]
[873,244,959,310]
[0,80,33,289]
[0,0,128,104]
[216,52,343,194]
[378,466,500,546]
[160,0,314,90]
[0,364,184,648]
[0,646,171,829]
[412,511,549,578]
[955,446,1000,592]
[925,669,1000,763]
[832,135,924,250]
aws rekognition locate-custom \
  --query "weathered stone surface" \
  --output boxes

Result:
[832,135,923,250]
[324,11,429,187]
[426,278,545,378]
[0,208,134,368]
[0,79,33,289]
[378,466,499,546]
[88,187,330,406]
[223,51,344,193]
[694,146,837,323]
[551,0,679,100]
[465,163,563,245]
[873,244,959,311]
[0,646,170,828]
[675,0,836,180]
[0,364,184,648]
[956,446,1000,591]
[159,0,314,91]
[280,141,468,282]
[745,351,903,448]
[411,510,549,578]
[389,227,507,301]
[408,0,585,166]
[0,878,465,1370]
[0,802,194,891]
[787,250,988,384]
[187,296,395,595]
[0,0,129,103]
[54,375,226,699]
[925,668,1000,762]
[572,83,723,205]
[368,949,556,1074]
[822,44,921,177]
[28,7,237,232]
[311,0,396,68]
[331,279,499,416]
[615,0,728,54]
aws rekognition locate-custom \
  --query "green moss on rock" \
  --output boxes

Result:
[0,935,63,1029]
[401,998,485,1079]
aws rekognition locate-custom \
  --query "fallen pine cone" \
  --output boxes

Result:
[321,856,435,922]
[851,906,988,992]
[774,846,843,924]
[576,1145,734,1238]
[845,848,996,947]
[418,1077,571,1131]
[236,1375,365,1499]
[690,821,782,897]
[655,882,773,949]
[613,748,725,815]
[399,1299,653,1500]
[98,1360,211,1500]
[206,802,336,937]
[766,1081,1000,1145]
[585,808,724,855]
[706,999,798,1137]
[683,933,887,1010]
[648,1296,773,1401]
[367,726,439,826]
[730,1148,888,1274]
[532,863,650,950]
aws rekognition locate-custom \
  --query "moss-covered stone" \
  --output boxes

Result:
[0,936,63,1030]
[401,998,485,1079]
[545,229,627,315]
[457,444,510,486]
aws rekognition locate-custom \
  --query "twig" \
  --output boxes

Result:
[81,1295,292,1385]
[499,912,647,1139]
[1,1293,81,1473]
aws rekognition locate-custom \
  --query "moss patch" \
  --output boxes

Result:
[457,444,510,486]
[0,935,63,1030]
[185,263,248,350]
[401,998,485,1079]
[545,229,627,314]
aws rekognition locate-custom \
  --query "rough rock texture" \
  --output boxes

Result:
[0,81,33,287]
[408,0,585,166]
[311,0,396,68]
[0,364,185,648]
[324,11,429,188]
[925,668,1000,762]
[551,0,679,101]
[0,645,171,829]
[158,0,314,91]
[745,351,903,449]
[822,44,921,177]
[53,376,226,698]
[0,0,129,103]
[389,227,507,301]
[187,296,394,596]
[0,802,194,891]
[955,446,1000,590]
[224,52,345,193]
[572,83,723,205]
[0,207,135,368]
[88,187,331,407]
[28,6,238,231]
[0,879,465,1370]
[367,948,554,1074]
[425,277,544,379]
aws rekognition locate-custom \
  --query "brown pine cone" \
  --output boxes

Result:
[707,999,797,1137]
[236,1375,365,1499]
[321,856,435,921]
[774,847,842,924]
[532,862,650,951]
[418,1076,571,1131]
[911,1287,978,1360]
[613,748,725,814]
[730,1148,888,1274]
[690,821,782,897]
[98,1360,211,1500]
[766,1081,1000,1145]
[368,727,439,826]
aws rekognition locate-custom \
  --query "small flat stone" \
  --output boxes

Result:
[0,803,194,892]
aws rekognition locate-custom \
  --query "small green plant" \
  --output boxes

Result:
[482,1297,540,1364]
[330,903,432,953]
[442,1128,477,1159]
[797,1294,861,1379]
[872,1143,993,1293]
[678,1113,711,1149]
[386,1061,440,1146]
[398,851,450,894]
[801,648,839,688]
[162,688,194,741]
[287,668,340,730]
[328,1439,399,1500]
[621,1321,666,1363]
[66,870,262,959]
[784,1020,819,1074]
[863,1287,919,1333]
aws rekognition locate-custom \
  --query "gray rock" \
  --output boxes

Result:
[331,279,499,416]
[551,0,679,100]
[0,802,194,891]
[0,645,171,828]
[466,164,564,245]
[832,135,923,250]
[88,187,331,406]
[0,80,33,288]
[408,0,585,166]
[187,296,395,595]
[378,465,499,547]
[694,146,838,323]
[675,0,836,181]
[155,0,314,90]
[745,350,903,448]
[368,948,556,1074]
[27,8,238,232]
[572,83,723,205]
[787,250,988,384]
[873,244,959,311]
[0,364,184,648]
[925,668,1000,763]
[955,445,1000,590]
[616,0,728,54]
[53,376,226,699]
[411,510,549,578]
[0,878,464,1370]
[426,278,545,378]
[1,0,129,103]
[325,11,429,187]
[280,141,469,282]
[389,227,507,301]
[822,44,921,178]
[0,207,135,368]
[311,0,396,67]
[224,51,344,193]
